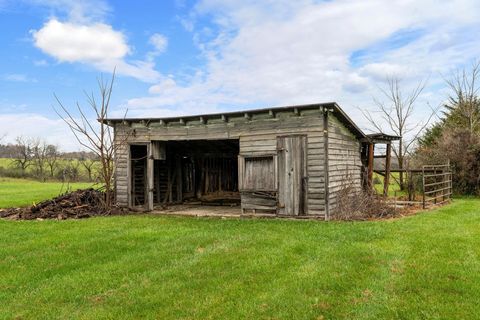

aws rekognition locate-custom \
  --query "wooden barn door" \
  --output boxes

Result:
[277,135,307,215]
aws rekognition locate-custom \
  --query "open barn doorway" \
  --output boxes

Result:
[130,144,148,207]
[152,139,240,207]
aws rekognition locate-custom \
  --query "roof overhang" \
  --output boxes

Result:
[102,102,367,139]
[363,133,401,144]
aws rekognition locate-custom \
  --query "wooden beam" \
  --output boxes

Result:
[367,143,374,190]
[323,108,330,220]
[383,143,391,196]
[374,170,385,177]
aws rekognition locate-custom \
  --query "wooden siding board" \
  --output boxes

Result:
[327,114,362,215]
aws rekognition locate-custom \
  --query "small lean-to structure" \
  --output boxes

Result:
[105,102,396,220]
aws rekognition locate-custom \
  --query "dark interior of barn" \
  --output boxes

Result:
[130,140,240,208]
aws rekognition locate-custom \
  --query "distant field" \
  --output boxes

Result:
[0,178,94,208]
[0,157,98,179]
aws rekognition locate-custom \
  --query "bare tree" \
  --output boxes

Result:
[11,136,34,173]
[54,70,129,208]
[0,133,6,143]
[31,139,48,181]
[79,158,98,182]
[362,77,436,189]
[45,144,61,178]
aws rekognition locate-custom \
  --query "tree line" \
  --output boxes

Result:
[414,62,480,195]
[0,136,99,182]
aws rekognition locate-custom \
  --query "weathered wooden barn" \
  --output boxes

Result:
[107,102,392,219]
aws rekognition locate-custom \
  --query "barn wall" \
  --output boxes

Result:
[114,141,129,206]
[238,118,326,215]
[113,107,363,218]
[327,114,363,213]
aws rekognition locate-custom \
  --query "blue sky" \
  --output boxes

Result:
[1,0,480,150]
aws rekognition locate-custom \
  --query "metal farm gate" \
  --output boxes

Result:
[422,163,452,208]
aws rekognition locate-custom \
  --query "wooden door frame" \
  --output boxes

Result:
[276,134,308,216]
[127,142,152,210]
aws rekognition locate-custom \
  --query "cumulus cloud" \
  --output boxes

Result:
[31,19,160,82]
[29,0,165,83]
[124,0,480,133]
[32,19,129,62]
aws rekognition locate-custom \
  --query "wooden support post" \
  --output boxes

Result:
[422,166,426,209]
[147,143,154,211]
[323,107,330,220]
[383,143,391,196]
[367,143,374,190]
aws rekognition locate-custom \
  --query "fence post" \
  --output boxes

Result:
[447,159,452,202]
[422,166,426,209]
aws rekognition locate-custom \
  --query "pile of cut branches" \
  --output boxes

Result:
[332,176,399,220]
[0,189,127,220]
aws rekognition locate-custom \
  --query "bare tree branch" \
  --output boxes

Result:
[363,77,435,189]
[54,68,131,209]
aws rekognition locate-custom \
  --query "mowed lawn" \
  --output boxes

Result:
[1,199,480,319]
[0,178,93,208]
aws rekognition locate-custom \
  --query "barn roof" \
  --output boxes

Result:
[104,102,367,139]
[365,133,401,144]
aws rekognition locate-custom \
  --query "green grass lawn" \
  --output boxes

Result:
[0,178,93,208]
[1,198,479,319]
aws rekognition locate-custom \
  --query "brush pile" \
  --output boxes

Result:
[0,188,127,220]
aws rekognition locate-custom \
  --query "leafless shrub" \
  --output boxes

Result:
[332,175,397,220]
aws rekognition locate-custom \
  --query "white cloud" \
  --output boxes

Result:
[0,113,80,151]
[26,0,111,23]
[359,63,412,81]
[149,33,168,54]
[32,19,129,62]
[146,33,169,62]
[3,74,37,82]
[33,59,48,66]
[124,0,480,135]
[31,19,161,82]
